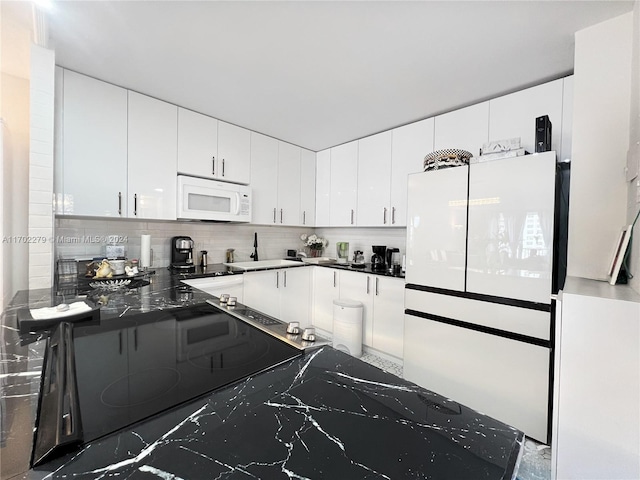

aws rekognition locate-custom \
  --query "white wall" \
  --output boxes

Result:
[28,45,55,290]
[628,0,640,295]
[1,73,30,307]
[568,12,634,282]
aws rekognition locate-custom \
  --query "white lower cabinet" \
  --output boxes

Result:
[311,266,340,332]
[242,267,311,327]
[338,270,374,346]
[370,276,405,358]
[311,267,404,358]
[339,271,404,357]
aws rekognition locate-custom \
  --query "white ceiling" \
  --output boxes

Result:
[46,0,633,152]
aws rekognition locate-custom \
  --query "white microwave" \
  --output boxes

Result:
[177,175,251,222]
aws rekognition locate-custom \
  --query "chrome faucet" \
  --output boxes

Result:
[250,232,259,261]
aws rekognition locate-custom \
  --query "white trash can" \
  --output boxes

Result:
[332,299,363,357]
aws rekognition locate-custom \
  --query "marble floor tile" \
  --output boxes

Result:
[516,438,551,480]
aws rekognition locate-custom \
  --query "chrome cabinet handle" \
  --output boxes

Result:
[212,156,215,175]
[375,277,379,296]
[303,211,306,225]
[222,158,225,177]
[280,209,283,223]
[284,270,287,287]
[383,207,387,224]
[273,207,277,223]
[350,209,354,225]
[392,207,396,224]
[119,331,123,354]
[276,271,279,288]
[118,192,122,215]
[134,328,138,350]
[333,271,336,288]
[134,193,137,216]
[366,276,370,294]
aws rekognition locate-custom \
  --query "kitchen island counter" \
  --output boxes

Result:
[2,273,523,479]
[12,345,522,479]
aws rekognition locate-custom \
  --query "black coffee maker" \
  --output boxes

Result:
[371,245,386,271]
[171,236,195,271]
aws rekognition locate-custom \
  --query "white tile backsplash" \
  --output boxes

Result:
[54,219,410,269]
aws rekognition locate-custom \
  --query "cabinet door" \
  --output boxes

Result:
[372,276,404,359]
[177,108,218,179]
[466,152,556,304]
[357,131,392,226]
[330,141,358,226]
[300,149,316,227]
[250,132,279,224]
[277,141,301,226]
[62,70,128,216]
[243,270,280,318]
[390,118,434,226]
[488,79,563,155]
[434,102,489,157]
[315,149,331,227]
[339,270,373,347]
[405,167,468,291]
[217,121,251,184]
[280,267,311,327]
[312,267,340,332]
[127,91,177,220]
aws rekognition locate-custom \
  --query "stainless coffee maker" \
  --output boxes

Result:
[171,236,195,271]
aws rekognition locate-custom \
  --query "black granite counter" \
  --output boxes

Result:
[1,270,523,479]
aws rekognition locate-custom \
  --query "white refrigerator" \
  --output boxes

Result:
[403,151,559,443]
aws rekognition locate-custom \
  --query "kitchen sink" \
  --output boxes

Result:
[223,259,302,270]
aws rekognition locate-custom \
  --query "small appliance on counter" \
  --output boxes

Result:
[386,248,401,275]
[352,250,365,268]
[371,245,386,271]
[170,236,195,272]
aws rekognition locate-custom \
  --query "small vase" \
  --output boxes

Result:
[310,248,323,258]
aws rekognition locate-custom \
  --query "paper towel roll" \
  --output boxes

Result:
[140,235,151,268]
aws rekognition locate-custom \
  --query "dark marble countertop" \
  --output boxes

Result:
[1,269,522,479]
[5,344,523,480]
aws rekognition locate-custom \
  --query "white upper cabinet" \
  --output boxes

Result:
[488,79,564,155]
[405,166,469,291]
[249,132,279,224]
[357,131,392,226]
[466,152,556,304]
[277,141,301,226]
[315,149,331,227]
[127,91,177,220]
[177,108,218,179]
[61,70,128,216]
[330,141,358,226]
[217,121,251,184]
[250,135,311,226]
[390,118,434,226]
[434,102,489,157]
[300,149,316,226]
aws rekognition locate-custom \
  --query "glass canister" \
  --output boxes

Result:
[336,242,349,263]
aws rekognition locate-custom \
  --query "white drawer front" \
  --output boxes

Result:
[403,314,550,441]
[405,289,550,340]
